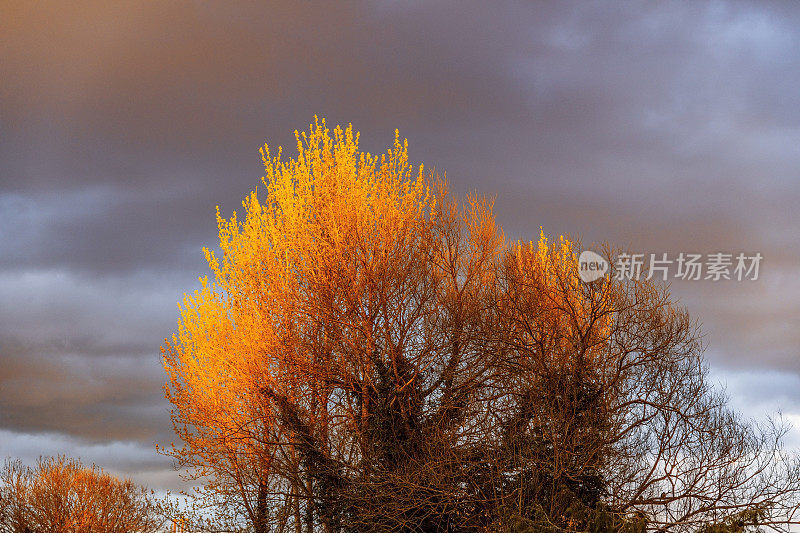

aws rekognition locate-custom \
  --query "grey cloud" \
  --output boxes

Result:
[0,187,215,276]
[0,268,182,444]
[0,430,185,491]
[0,338,170,442]
[2,0,800,490]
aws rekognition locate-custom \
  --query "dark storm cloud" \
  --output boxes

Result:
[0,341,167,442]
[1,0,799,490]
[0,185,217,274]
[0,269,183,442]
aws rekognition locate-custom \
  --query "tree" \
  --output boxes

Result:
[493,237,800,531]
[163,118,800,532]
[0,455,164,533]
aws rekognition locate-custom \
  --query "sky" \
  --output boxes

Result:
[1,0,799,491]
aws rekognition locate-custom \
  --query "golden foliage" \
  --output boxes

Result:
[0,456,162,533]
[163,117,506,529]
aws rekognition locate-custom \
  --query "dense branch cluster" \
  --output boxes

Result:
[162,119,800,532]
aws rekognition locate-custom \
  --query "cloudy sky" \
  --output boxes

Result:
[2,0,799,491]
